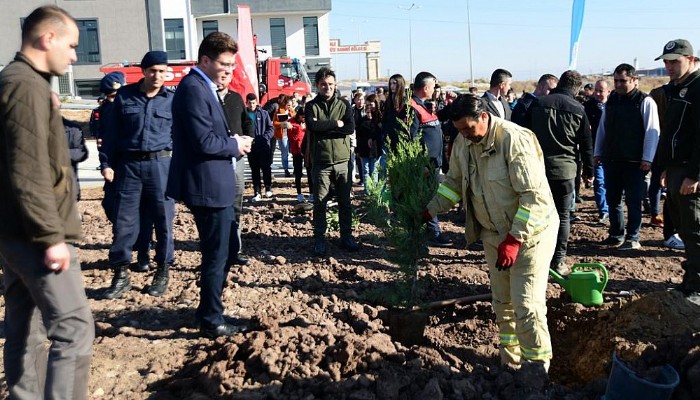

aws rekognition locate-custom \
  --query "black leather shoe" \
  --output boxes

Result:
[230,254,249,266]
[340,236,360,251]
[314,239,327,256]
[200,322,247,338]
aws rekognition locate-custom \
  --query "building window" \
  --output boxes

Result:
[303,17,319,57]
[75,79,101,99]
[75,19,100,64]
[269,18,287,57]
[202,20,218,38]
[164,19,186,60]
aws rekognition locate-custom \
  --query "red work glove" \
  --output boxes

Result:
[496,233,522,271]
[420,209,432,222]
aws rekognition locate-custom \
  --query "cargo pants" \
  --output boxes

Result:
[312,161,353,240]
[482,219,558,371]
[0,240,94,399]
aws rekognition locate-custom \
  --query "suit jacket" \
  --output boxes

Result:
[166,70,240,208]
[481,92,512,121]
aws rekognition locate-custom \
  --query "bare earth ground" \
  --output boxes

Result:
[1,179,700,399]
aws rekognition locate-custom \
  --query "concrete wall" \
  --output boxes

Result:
[0,1,151,79]
[191,0,331,17]
[0,0,332,95]
[192,12,331,61]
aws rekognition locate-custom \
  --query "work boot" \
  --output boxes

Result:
[134,251,150,272]
[147,263,170,297]
[103,264,131,299]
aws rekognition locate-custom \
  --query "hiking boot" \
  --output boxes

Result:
[618,240,642,250]
[103,264,131,299]
[664,234,685,250]
[600,236,624,248]
[147,263,170,297]
[251,193,262,202]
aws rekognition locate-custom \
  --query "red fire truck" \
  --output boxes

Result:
[99,56,311,104]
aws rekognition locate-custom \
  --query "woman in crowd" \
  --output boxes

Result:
[356,94,383,193]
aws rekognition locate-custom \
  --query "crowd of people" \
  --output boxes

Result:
[2,5,700,398]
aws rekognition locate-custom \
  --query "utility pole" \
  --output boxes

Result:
[398,3,420,80]
[467,0,474,87]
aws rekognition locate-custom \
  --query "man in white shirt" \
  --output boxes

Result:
[594,63,660,250]
[481,68,513,120]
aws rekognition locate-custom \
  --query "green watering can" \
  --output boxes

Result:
[549,262,608,306]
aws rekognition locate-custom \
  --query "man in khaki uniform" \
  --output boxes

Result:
[425,94,558,370]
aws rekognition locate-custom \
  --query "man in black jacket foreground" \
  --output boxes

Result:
[655,39,700,304]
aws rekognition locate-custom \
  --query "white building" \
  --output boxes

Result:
[0,0,332,97]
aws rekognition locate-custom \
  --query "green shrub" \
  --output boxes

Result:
[364,91,438,308]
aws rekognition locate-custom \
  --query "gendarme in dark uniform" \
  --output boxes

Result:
[99,51,175,298]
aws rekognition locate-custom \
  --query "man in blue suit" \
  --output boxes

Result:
[166,32,253,338]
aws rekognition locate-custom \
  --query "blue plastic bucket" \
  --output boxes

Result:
[603,353,679,400]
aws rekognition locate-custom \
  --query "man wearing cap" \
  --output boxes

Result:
[100,50,175,299]
[90,71,124,150]
[655,39,700,303]
[92,72,124,224]
[94,71,157,274]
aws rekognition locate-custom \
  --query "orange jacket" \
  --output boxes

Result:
[273,108,296,139]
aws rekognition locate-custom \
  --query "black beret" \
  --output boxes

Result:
[140,51,168,69]
[99,71,126,94]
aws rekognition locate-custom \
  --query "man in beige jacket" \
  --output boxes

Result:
[425,94,558,371]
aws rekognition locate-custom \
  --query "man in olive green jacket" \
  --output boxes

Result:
[0,6,94,399]
[304,67,357,256]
